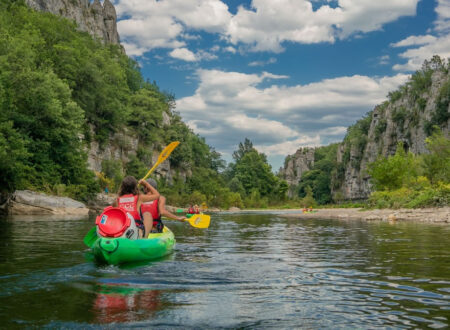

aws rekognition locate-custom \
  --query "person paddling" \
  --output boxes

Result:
[140,178,187,233]
[113,176,159,239]
[193,204,200,214]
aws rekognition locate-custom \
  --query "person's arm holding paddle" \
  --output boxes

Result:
[138,179,159,202]
[159,196,187,222]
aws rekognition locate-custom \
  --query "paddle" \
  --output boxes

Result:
[141,141,180,181]
[83,142,180,246]
[185,214,210,229]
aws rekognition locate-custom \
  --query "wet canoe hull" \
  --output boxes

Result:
[91,226,175,265]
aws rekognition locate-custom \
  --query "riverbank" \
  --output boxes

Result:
[4,190,449,224]
[276,207,450,223]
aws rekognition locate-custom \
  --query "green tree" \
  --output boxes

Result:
[422,128,450,184]
[300,186,316,208]
[235,149,277,196]
[368,143,420,191]
[232,138,255,162]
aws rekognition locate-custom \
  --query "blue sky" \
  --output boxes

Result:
[112,0,450,170]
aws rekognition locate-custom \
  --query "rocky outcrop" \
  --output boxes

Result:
[335,68,449,200]
[281,148,315,197]
[8,190,89,217]
[282,148,315,186]
[85,126,190,185]
[25,0,120,45]
[280,60,450,201]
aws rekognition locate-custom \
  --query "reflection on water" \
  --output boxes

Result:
[0,214,449,328]
[93,283,162,323]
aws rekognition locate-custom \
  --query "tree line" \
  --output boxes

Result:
[1,1,447,209]
[0,1,289,208]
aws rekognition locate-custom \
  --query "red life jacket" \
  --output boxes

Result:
[140,198,161,223]
[188,207,194,214]
[117,194,140,220]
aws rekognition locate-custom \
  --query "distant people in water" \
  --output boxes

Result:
[193,204,200,214]
[302,206,315,213]
[188,204,200,214]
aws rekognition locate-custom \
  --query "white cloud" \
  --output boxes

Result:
[225,0,419,52]
[256,135,321,156]
[197,50,219,61]
[391,35,437,47]
[335,0,418,37]
[248,57,277,67]
[120,42,148,56]
[377,55,390,65]
[176,69,410,158]
[318,126,348,136]
[114,0,420,55]
[391,0,450,72]
[224,46,237,53]
[169,48,197,61]
[393,35,450,71]
[225,114,299,140]
[117,16,185,53]
[114,0,231,55]
[210,45,221,52]
[168,48,219,62]
[434,0,450,33]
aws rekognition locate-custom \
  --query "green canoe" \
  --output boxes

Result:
[90,226,175,265]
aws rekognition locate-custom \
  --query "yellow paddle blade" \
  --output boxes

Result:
[187,214,210,229]
[142,141,180,181]
[158,141,180,163]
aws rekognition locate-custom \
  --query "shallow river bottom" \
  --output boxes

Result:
[0,213,449,328]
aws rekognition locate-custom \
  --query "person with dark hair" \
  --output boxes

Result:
[113,176,159,238]
[140,178,186,233]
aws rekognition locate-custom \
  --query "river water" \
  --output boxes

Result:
[0,212,449,328]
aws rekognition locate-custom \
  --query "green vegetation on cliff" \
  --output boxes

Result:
[296,144,338,205]
[368,129,450,208]
[0,2,288,208]
[285,56,449,208]
[0,2,226,205]
[0,1,98,199]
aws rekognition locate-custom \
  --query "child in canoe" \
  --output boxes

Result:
[140,178,187,233]
[114,176,159,238]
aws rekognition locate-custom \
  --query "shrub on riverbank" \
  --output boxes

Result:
[367,129,450,208]
[368,183,450,209]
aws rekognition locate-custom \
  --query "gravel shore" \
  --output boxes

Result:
[278,207,450,223]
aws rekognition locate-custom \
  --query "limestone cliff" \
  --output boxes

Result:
[281,148,315,197]
[280,59,450,200]
[25,0,120,45]
[84,113,189,185]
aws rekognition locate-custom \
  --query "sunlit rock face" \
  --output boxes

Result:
[281,69,450,201]
[25,0,120,45]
